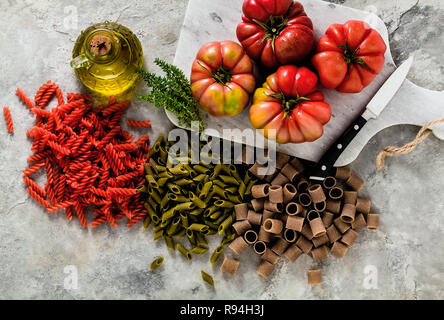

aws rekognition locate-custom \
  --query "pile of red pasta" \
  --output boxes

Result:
[17,81,151,228]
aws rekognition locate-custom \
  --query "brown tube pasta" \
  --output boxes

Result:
[256,260,275,279]
[308,184,326,203]
[264,173,276,183]
[297,178,309,192]
[283,244,302,263]
[286,216,304,232]
[335,167,352,181]
[234,203,248,221]
[269,185,283,204]
[307,210,326,237]
[307,269,322,285]
[262,209,274,221]
[326,200,341,214]
[220,257,240,275]
[298,193,312,207]
[247,210,262,226]
[276,152,291,169]
[326,224,342,244]
[301,223,314,240]
[253,240,267,255]
[367,213,379,229]
[251,198,265,212]
[296,235,313,254]
[271,238,290,256]
[281,163,299,182]
[312,233,329,248]
[251,184,270,198]
[271,173,289,186]
[263,218,283,234]
[283,183,297,203]
[244,229,258,245]
[343,191,357,205]
[322,176,336,189]
[258,226,272,243]
[284,229,297,243]
[314,201,326,212]
[346,173,365,191]
[290,157,304,172]
[280,214,288,223]
[341,229,358,247]
[330,241,349,258]
[262,248,280,264]
[322,211,334,228]
[328,187,343,200]
[311,245,329,262]
[340,203,356,223]
[351,214,367,230]
[356,198,371,214]
[232,220,252,235]
[264,200,283,213]
[334,217,351,234]
[228,236,249,255]
[249,162,266,179]
[286,202,302,216]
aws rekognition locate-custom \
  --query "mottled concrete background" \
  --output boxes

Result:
[0,0,442,299]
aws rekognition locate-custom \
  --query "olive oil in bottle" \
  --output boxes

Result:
[71,21,143,106]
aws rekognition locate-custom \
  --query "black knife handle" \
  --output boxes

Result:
[310,116,367,179]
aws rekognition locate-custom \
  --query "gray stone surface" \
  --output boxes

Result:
[0,0,442,299]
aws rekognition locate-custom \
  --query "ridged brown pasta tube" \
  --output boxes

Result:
[326,224,342,244]
[247,210,262,225]
[346,174,365,191]
[264,200,283,213]
[296,235,313,254]
[269,185,283,204]
[334,217,351,234]
[251,198,265,212]
[249,162,266,179]
[343,191,357,205]
[367,213,379,229]
[263,218,283,234]
[271,173,289,186]
[311,245,329,262]
[322,176,336,189]
[308,210,326,237]
[308,184,326,203]
[351,214,367,230]
[307,269,322,285]
[253,240,267,255]
[252,184,270,198]
[281,164,299,182]
[290,158,304,172]
[322,211,334,228]
[280,214,288,223]
[341,229,358,247]
[336,167,352,181]
[330,241,349,258]
[340,203,356,223]
[232,220,252,235]
[276,152,291,169]
[328,187,343,200]
[283,244,302,263]
[326,200,341,214]
[286,216,304,232]
[283,183,297,203]
[258,226,272,242]
[244,229,258,245]
[312,233,329,248]
[356,198,371,214]
[301,223,314,240]
[297,178,309,192]
[262,209,274,222]
[262,248,280,264]
[234,203,248,221]
[228,236,249,255]
[286,202,302,216]
[284,229,297,243]
[314,201,326,212]
[220,257,239,275]
[271,238,290,256]
[298,193,312,207]
[256,260,274,278]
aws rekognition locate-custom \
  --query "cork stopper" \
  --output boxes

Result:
[90,34,111,56]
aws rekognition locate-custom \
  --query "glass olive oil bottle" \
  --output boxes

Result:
[71,21,143,106]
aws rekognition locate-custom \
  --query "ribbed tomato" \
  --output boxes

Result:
[312,20,387,93]
[249,65,331,144]
[190,41,256,117]
[236,0,314,69]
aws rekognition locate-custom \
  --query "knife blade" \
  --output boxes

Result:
[309,56,414,181]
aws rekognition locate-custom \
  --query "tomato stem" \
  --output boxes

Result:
[253,14,289,55]
[338,40,370,70]
[266,89,310,120]
[197,61,232,86]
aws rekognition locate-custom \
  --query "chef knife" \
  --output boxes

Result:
[309,56,414,181]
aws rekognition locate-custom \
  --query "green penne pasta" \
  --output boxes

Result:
[213,213,229,226]
[195,233,208,246]
[150,257,164,270]
[221,232,236,246]
[238,182,246,200]
[186,229,196,245]
[158,170,172,179]
[160,193,169,208]
[166,217,181,236]
[174,178,193,186]
[180,212,189,228]
[227,195,241,204]
[208,163,222,180]
[212,185,228,198]
[212,179,225,189]
[170,164,189,176]
[161,207,176,222]
[189,208,204,216]
[153,164,167,173]
[164,237,175,251]
[153,229,164,241]
[244,170,252,185]
[177,243,192,261]
[218,215,234,234]
[168,193,187,202]
[225,186,238,194]
[245,179,255,196]
[214,200,235,208]
[174,202,195,212]
[147,210,160,225]
[219,175,240,185]
[192,247,209,255]
[137,185,149,193]
[202,228,217,236]
[193,174,207,183]
[144,163,154,176]
[188,223,209,232]
[209,245,223,264]
[158,148,168,165]
[152,223,163,232]
[157,177,169,187]
[193,165,209,174]
[199,181,213,199]
[146,175,159,189]
[204,205,218,216]
[150,188,162,204]
[201,270,214,287]
[189,192,206,209]
[230,166,242,184]
[173,228,186,238]
[142,216,151,230]
[209,210,223,220]
[167,183,181,194]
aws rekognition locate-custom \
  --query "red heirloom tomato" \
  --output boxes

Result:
[249,65,331,144]
[190,40,256,117]
[312,20,387,93]
[236,0,314,69]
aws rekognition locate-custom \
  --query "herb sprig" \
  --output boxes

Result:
[138,59,204,130]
